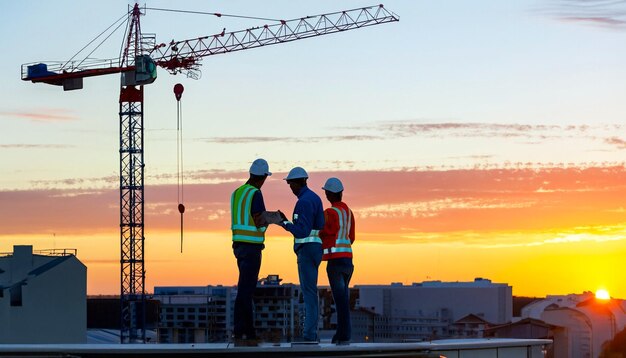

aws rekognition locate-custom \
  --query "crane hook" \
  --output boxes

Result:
[174,83,184,101]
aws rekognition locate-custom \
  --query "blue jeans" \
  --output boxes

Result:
[296,243,322,341]
[233,242,263,339]
[327,258,354,342]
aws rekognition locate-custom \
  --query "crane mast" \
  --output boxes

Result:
[21,3,398,344]
[118,4,147,344]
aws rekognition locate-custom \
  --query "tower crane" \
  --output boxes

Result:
[21,3,398,343]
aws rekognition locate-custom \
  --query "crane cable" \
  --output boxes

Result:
[62,10,131,71]
[174,84,186,253]
[145,7,282,22]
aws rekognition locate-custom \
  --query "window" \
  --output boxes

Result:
[10,285,22,306]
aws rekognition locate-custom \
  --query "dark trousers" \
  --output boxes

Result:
[327,257,354,342]
[233,242,263,339]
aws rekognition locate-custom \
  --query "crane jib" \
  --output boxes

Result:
[22,4,398,86]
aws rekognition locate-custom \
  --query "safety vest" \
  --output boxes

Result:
[231,184,266,244]
[322,206,353,259]
[294,229,322,244]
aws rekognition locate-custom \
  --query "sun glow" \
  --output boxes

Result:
[596,289,610,300]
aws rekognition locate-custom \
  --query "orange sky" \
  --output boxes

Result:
[1,165,624,298]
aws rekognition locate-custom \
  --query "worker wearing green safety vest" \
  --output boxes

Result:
[231,185,267,243]
[231,158,272,345]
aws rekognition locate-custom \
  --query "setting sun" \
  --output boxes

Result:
[596,289,611,300]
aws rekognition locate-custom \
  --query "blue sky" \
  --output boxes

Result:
[1,1,624,192]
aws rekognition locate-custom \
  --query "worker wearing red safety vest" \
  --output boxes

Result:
[230,158,272,345]
[319,177,355,345]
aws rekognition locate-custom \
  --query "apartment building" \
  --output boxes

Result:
[0,245,86,343]
[154,275,301,343]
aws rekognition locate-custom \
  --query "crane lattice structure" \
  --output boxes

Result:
[21,3,398,343]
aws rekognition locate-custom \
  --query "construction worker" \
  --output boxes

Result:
[279,167,325,342]
[319,177,355,345]
[230,158,272,345]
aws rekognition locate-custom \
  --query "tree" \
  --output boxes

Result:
[600,327,626,358]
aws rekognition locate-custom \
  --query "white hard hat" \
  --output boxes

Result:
[322,177,344,193]
[249,158,272,176]
[284,167,308,180]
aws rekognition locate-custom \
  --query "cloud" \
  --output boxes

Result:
[83,259,179,265]
[354,121,595,140]
[327,121,626,152]
[543,0,626,29]
[357,198,537,219]
[1,165,624,240]
[197,135,382,144]
[605,136,626,149]
[30,175,117,189]
[191,121,621,148]
[0,108,79,122]
[487,223,626,248]
[0,144,74,149]
[189,121,623,151]
[395,223,626,248]
[561,16,626,26]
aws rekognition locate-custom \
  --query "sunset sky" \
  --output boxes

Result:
[1,0,625,298]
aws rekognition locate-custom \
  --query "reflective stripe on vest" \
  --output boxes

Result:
[322,207,352,255]
[295,229,322,244]
[231,184,265,244]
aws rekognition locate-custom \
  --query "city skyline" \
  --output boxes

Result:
[1,1,625,297]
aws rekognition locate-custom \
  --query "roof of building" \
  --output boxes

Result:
[485,317,560,333]
[0,245,83,289]
[28,255,73,277]
[356,278,510,289]
[453,314,491,325]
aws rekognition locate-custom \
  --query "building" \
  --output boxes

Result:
[0,245,87,343]
[448,313,492,338]
[154,285,234,343]
[154,277,513,344]
[253,274,301,342]
[154,275,301,343]
[87,296,159,331]
[485,317,558,340]
[354,278,512,342]
[485,318,561,358]
[521,292,626,358]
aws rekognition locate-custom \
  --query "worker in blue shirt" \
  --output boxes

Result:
[279,167,325,342]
